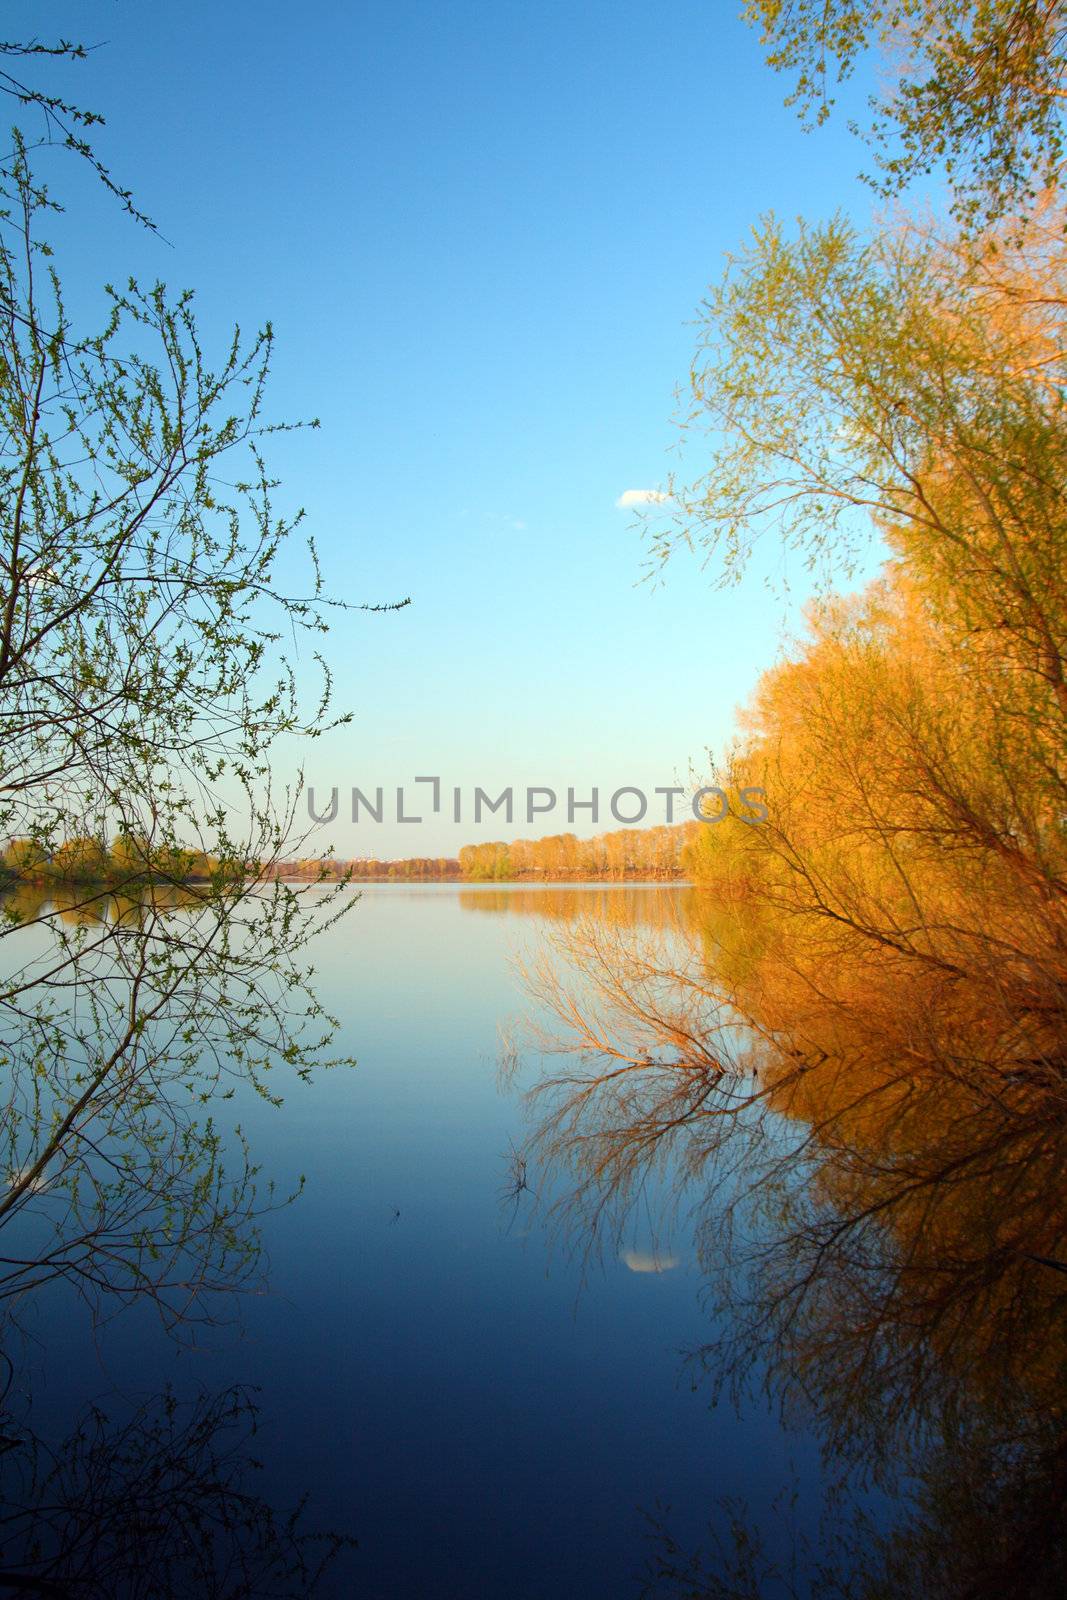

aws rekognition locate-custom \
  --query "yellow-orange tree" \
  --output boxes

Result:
[660,201,1067,1091]
[746,0,1067,231]
[515,200,1067,1596]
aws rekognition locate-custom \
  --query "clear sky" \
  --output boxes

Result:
[9,0,887,855]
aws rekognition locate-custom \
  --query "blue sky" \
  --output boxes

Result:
[9,0,886,854]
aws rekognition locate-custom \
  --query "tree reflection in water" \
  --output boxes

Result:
[0,886,355,1596]
[509,896,1067,1598]
[0,1376,353,1598]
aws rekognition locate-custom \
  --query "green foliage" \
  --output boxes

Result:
[1,33,157,230]
[746,0,1067,228]
[49,835,109,882]
[458,841,513,880]
[0,142,394,1329]
[658,208,1067,625]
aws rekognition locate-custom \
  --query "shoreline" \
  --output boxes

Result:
[271,875,696,887]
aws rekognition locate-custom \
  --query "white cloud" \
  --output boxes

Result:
[616,487,670,509]
[621,1248,679,1274]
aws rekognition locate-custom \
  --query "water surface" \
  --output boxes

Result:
[2,883,836,1597]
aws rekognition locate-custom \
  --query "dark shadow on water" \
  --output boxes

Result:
[0,1369,356,1599]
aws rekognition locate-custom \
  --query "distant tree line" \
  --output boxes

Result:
[273,825,707,881]
[263,856,463,881]
[3,821,716,887]
[458,822,704,881]
[1,834,235,886]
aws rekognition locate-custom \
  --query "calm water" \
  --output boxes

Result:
[4,884,834,1597]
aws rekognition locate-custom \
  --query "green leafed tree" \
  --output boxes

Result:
[0,138,405,1330]
[746,0,1067,227]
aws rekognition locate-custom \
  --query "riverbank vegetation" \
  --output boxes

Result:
[459,824,700,880]
[4,817,741,886]
[510,5,1067,1594]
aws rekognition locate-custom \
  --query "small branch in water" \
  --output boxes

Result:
[500,1139,536,1230]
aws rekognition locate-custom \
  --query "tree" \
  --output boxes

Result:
[1,33,157,231]
[48,836,109,882]
[0,144,404,1329]
[745,0,1067,228]
[458,841,512,880]
[1,836,46,874]
[657,205,1067,604]
[511,132,1067,1588]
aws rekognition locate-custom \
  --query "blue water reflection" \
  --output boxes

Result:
[3,884,828,1598]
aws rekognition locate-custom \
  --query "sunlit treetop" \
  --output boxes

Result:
[746,0,1067,228]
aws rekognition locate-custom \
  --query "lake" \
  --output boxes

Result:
[1,881,849,1598]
